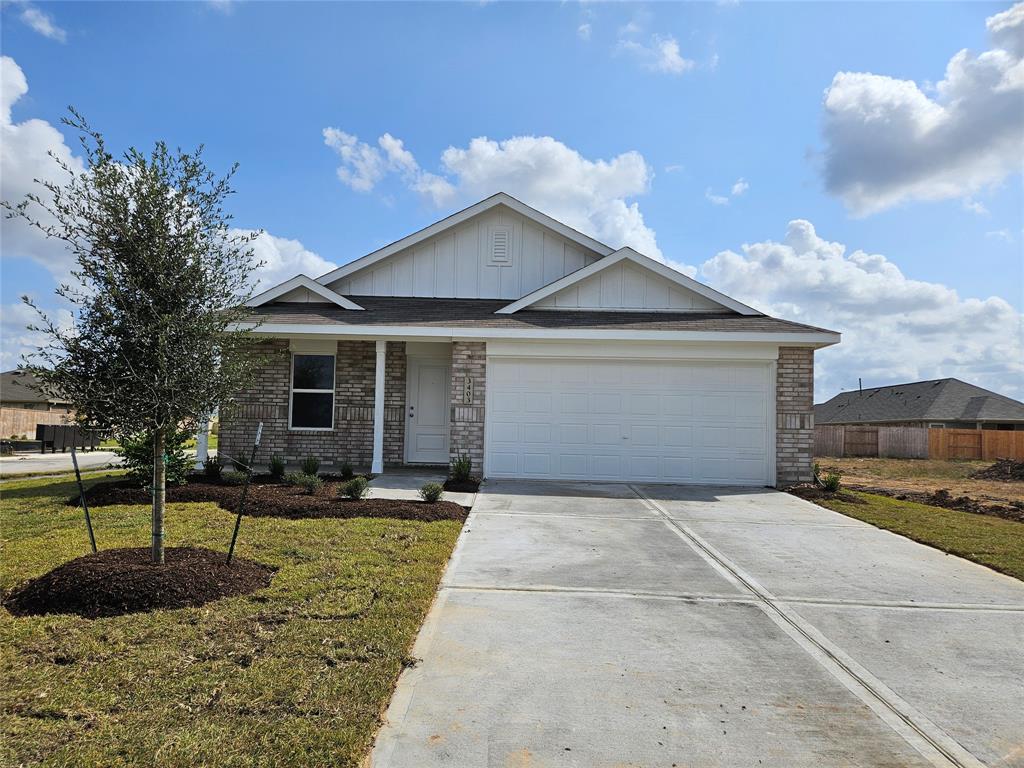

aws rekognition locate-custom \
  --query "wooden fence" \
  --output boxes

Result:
[815,425,1023,461]
[0,407,70,439]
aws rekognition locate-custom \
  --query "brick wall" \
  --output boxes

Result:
[449,341,486,475]
[220,339,407,472]
[776,346,815,486]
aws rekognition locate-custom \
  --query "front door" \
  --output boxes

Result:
[405,357,451,464]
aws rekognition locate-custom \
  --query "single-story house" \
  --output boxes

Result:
[815,378,1024,431]
[0,370,71,413]
[223,193,840,487]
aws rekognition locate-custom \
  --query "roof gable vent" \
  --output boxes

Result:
[489,225,512,265]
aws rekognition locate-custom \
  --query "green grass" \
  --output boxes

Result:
[815,490,1024,582]
[0,473,461,767]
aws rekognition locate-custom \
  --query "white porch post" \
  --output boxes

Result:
[371,340,386,474]
[193,415,211,470]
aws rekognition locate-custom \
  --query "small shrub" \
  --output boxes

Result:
[450,453,472,483]
[340,461,354,480]
[221,470,249,486]
[285,472,323,494]
[418,482,444,503]
[203,455,223,480]
[340,476,369,500]
[301,455,320,477]
[822,472,842,493]
[268,455,286,479]
[121,428,193,486]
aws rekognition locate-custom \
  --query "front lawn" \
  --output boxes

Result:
[812,490,1024,582]
[0,472,462,767]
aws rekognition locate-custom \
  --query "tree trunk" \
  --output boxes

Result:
[152,428,166,564]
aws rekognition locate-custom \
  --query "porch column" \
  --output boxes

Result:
[371,339,386,474]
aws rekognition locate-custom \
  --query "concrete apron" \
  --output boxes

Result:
[371,481,1024,768]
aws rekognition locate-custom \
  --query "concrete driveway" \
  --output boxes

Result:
[372,482,1024,768]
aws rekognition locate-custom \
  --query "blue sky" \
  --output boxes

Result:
[1,0,1022,400]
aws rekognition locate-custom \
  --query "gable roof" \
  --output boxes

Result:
[496,247,760,316]
[246,275,364,310]
[815,378,1024,424]
[315,192,615,287]
[0,370,68,405]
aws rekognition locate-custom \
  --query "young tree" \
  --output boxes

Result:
[4,110,263,564]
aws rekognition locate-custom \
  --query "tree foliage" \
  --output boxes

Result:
[3,110,263,562]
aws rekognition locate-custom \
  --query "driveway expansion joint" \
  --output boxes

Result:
[628,484,988,768]
[441,583,758,604]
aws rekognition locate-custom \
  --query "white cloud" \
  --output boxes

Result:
[577,23,591,41]
[731,178,749,196]
[664,163,685,173]
[985,228,1014,242]
[705,188,730,206]
[237,230,338,291]
[206,0,235,14]
[699,219,1024,400]
[14,3,66,42]
[323,129,668,262]
[821,2,1024,215]
[0,300,73,370]
[0,56,84,284]
[617,33,695,75]
[705,177,749,206]
[962,197,990,215]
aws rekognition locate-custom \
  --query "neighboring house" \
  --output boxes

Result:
[815,378,1024,431]
[0,370,71,413]
[223,193,840,487]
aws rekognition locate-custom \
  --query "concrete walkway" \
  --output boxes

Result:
[0,450,121,477]
[372,481,1024,768]
[369,468,477,507]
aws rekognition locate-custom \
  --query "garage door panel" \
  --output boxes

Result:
[486,359,770,484]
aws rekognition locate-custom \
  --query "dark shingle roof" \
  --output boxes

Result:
[0,370,66,405]
[814,378,1024,424]
[241,297,837,335]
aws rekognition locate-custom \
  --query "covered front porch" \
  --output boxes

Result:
[217,338,486,477]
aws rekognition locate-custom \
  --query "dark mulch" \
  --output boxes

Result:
[847,485,1024,524]
[71,477,468,522]
[3,546,275,619]
[786,484,866,505]
[970,459,1024,482]
[443,477,480,493]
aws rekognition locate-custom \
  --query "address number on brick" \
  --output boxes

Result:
[463,377,474,404]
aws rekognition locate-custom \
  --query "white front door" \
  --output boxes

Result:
[486,358,771,484]
[405,357,451,464]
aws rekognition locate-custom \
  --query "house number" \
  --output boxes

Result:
[463,377,474,404]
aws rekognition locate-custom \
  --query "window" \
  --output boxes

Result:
[290,353,335,429]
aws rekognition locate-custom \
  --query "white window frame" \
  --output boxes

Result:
[928,422,944,429]
[289,352,336,431]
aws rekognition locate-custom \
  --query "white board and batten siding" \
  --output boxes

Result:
[533,259,723,312]
[324,207,602,300]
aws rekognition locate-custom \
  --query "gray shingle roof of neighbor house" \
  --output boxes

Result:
[0,369,68,406]
[814,378,1024,424]
[238,297,838,335]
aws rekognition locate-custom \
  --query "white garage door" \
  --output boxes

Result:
[486,358,771,485]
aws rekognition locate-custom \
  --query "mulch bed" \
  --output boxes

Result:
[3,546,275,619]
[442,477,480,493]
[786,484,866,505]
[970,459,1024,482]
[846,485,1024,524]
[71,476,468,523]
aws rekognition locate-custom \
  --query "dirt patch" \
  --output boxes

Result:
[971,459,1024,482]
[786,484,866,505]
[443,477,480,493]
[849,486,1024,524]
[3,546,275,619]
[72,477,468,523]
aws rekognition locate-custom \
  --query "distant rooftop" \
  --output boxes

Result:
[0,369,68,406]
[814,378,1024,424]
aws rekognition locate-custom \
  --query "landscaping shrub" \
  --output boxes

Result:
[822,472,842,493]
[203,455,223,481]
[268,454,286,480]
[340,476,369,500]
[340,460,354,480]
[301,455,320,477]
[221,470,249,486]
[419,482,444,503]
[450,453,472,483]
[121,428,193,486]
[285,472,323,495]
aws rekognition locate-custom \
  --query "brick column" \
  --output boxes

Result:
[776,347,815,486]
[449,341,486,475]
[383,341,406,466]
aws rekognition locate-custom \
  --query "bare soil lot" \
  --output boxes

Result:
[817,457,1024,513]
